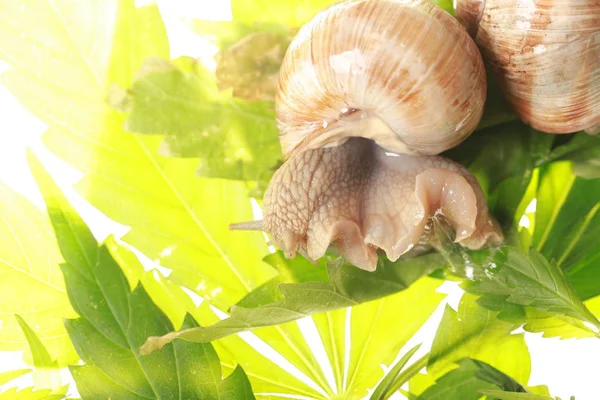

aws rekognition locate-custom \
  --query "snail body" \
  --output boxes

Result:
[456,0,600,134]
[232,0,503,271]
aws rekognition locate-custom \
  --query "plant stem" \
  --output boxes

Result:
[385,353,429,399]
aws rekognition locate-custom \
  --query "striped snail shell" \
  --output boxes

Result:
[456,0,600,134]
[276,0,488,157]
[232,0,503,271]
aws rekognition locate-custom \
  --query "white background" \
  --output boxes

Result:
[0,1,598,398]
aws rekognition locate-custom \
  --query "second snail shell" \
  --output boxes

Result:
[276,0,487,157]
[456,0,600,134]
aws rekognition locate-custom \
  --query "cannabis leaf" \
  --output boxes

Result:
[416,358,527,400]
[0,0,277,309]
[30,151,255,399]
[141,254,443,352]
[464,247,600,331]
[114,56,282,191]
[0,183,77,365]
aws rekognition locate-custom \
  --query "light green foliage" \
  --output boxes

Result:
[0,387,65,400]
[0,183,77,365]
[0,369,31,386]
[197,276,445,399]
[481,390,572,400]
[14,316,62,392]
[0,0,277,310]
[427,294,531,383]
[416,358,527,400]
[141,254,443,351]
[0,0,599,399]
[115,56,282,192]
[370,344,422,400]
[30,152,255,399]
[532,163,600,300]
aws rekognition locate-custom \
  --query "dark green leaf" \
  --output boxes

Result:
[31,149,255,400]
[547,132,600,179]
[370,344,422,400]
[444,122,553,230]
[480,390,560,400]
[417,359,506,400]
[464,247,600,331]
[141,254,442,353]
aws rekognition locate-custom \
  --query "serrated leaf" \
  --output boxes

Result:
[370,344,421,400]
[532,162,600,300]
[416,358,518,400]
[198,274,444,399]
[2,0,276,310]
[141,253,443,352]
[14,315,61,391]
[428,294,530,384]
[0,183,77,365]
[480,390,560,400]
[465,247,600,330]
[0,387,65,400]
[31,153,255,399]
[117,56,282,193]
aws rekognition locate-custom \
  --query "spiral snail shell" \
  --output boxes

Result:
[276,0,487,157]
[456,0,600,134]
[232,0,503,271]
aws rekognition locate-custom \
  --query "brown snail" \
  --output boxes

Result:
[455,0,600,135]
[232,0,503,271]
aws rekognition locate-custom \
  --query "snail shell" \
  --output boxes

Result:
[231,0,503,271]
[276,0,487,157]
[456,0,600,134]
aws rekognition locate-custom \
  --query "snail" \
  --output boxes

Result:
[455,0,600,135]
[231,0,503,271]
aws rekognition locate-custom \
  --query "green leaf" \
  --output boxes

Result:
[416,358,522,400]
[32,154,255,399]
[370,344,422,400]
[14,315,62,391]
[444,122,553,230]
[0,387,65,400]
[480,390,560,400]
[531,162,600,300]
[465,247,600,330]
[141,254,443,352]
[117,56,282,191]
[0,183,77,365]
[428,294,530,384]
[547,132,600,179]
[198,274,445,399]
[0,369,31,386]
[2,0,276,310]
